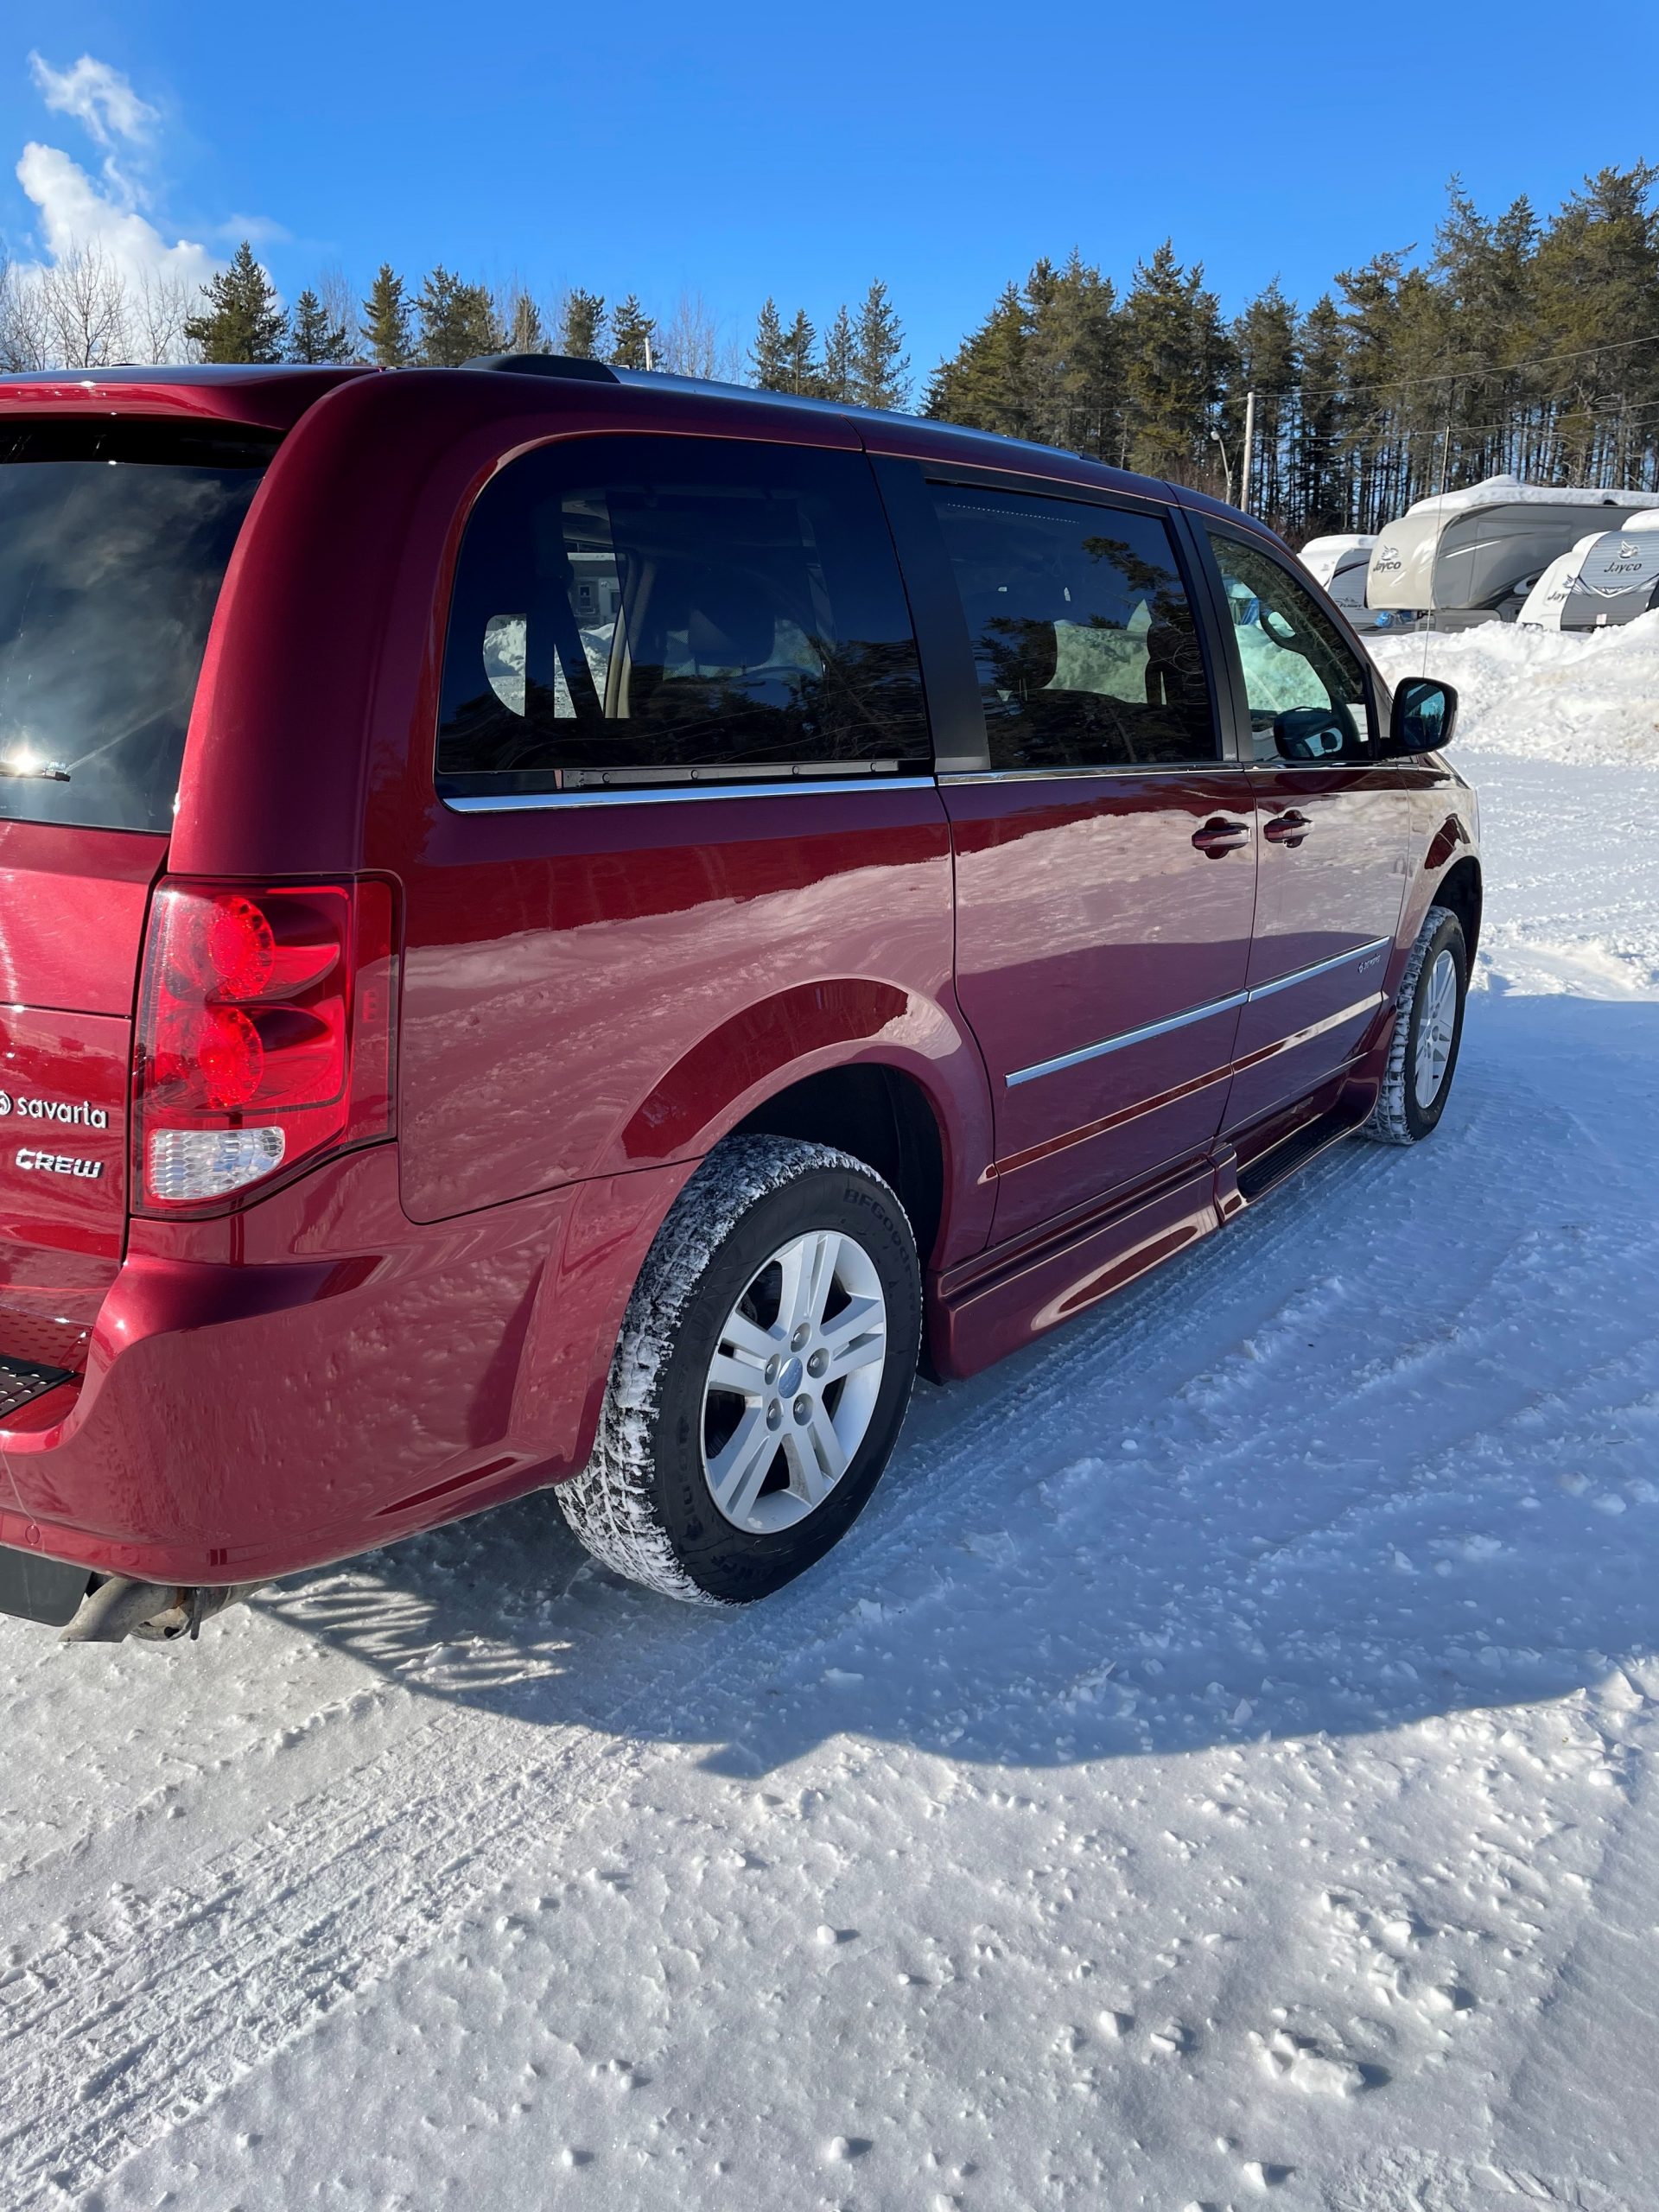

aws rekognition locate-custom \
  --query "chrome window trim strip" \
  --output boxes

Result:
[938,762,1235,786]
[443,775,938,813]
[1006,937,1395,1087]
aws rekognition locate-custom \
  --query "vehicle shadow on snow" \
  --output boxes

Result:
[255,991,1659,1778]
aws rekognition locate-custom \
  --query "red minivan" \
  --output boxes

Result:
[0,358,1477,1638]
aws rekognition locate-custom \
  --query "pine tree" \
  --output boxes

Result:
[1025,251,1121,458]
[360,264,413,365]
[1229,281,1299,523]
[1533,164,1659,483]
[609,294,656,370]
[1433,187,1539,480]
[184,241,287,364]
[782,309,819,395]
[750,297,790,388]
[820,303,855,401]
[289,286,353,364]
[1295,293,1350,535]
[852,281,910,410]
[1120,242,1227,484]
[1335,251,1408,523]
[926,281,1031,436]
[416,268,502,365]
[560,289,606,358]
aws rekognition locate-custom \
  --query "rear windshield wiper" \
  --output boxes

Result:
[0,752,71,783]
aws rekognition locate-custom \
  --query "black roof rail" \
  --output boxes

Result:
[459,353,1092,470]
[464,352,619,383]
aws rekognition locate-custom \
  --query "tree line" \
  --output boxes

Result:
[2,164,1655,543]
[926,166,1659,537]
[179,249,916,408]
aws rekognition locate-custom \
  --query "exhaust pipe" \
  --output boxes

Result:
[60,1578,256,1644]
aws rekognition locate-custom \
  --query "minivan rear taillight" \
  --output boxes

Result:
[133,878,397,1211]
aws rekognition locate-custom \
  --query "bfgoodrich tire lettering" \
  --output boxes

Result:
[1361,903,1468,1146]
[555,1135,922,1605]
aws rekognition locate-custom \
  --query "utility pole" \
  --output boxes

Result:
[1240,387,1257,514]
[1210,425,1234,507]
[1437,384,1455,496]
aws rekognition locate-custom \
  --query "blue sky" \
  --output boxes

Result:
[3,0,1655,379]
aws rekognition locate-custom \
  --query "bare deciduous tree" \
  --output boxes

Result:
[132,268,195,365]
[42,245,132,369]
[656,290,737,383]
[0,257,54,372]
[317,265,359,360]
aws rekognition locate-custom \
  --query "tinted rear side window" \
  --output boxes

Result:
[0,421,272,835]
[437,435,929,794]
[931,486,1217,771]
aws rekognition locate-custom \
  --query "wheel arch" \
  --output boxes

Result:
[1432,852,1483,965]
[729,1060,952,1275]
[610,980,996,1272]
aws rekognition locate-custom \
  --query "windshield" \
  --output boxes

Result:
[0,420,274,834]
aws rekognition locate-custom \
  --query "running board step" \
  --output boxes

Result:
[0,1356,75,1421]
[1236,1109,1358,1202]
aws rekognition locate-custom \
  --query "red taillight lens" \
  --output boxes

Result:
[134,877,397,1211]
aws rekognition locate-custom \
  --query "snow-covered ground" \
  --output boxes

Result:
[4,624,1659,2212]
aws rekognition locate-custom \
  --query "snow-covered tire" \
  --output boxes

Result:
[1360,904,1468,1147]
[555,1135,922,1605]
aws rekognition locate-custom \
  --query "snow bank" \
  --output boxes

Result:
[1370,608,1659,767]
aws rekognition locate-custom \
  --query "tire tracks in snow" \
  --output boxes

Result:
[0,1144,1364,2205]
[0,1071,1580,2203]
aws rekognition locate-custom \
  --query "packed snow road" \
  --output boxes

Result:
[4,626,1659,2212]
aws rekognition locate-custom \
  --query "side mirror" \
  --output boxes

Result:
[1273,706,1354,762]
[1386,677,1457,756]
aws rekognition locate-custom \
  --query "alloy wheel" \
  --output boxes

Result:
[702,1229,888,1535]
[1413,947,1459,1109]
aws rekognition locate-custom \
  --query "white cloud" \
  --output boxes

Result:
[4,53,295,363]
[16,140,216,292]
[28,53,158,152]
[215,213,291,247]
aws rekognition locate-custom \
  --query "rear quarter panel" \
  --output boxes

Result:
[397,786,986,1258]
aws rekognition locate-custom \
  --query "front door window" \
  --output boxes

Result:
[1208,533,1372,762]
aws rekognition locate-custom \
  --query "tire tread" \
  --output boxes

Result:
[1361,903,1463,1147]
[556,1135,907,1605]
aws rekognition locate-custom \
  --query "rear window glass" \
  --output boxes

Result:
[0,421,272,834]
[437,435,929,795]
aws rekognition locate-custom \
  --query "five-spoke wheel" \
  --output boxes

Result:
[702,1229,888,1535]
[556,1137,921,1604]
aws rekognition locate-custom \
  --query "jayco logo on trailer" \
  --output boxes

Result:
[0,1092,110,1128]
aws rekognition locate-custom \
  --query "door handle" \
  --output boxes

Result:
[1263,810,1313,846]
[1192,817,1251,856]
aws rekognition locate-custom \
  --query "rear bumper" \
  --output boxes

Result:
[0,1145,690,1598]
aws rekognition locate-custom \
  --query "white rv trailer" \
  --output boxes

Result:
[1297,533,1422,632]
[1367,476,1659,629]
[1299,533,1375,600]
[1516,511,1659,630]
